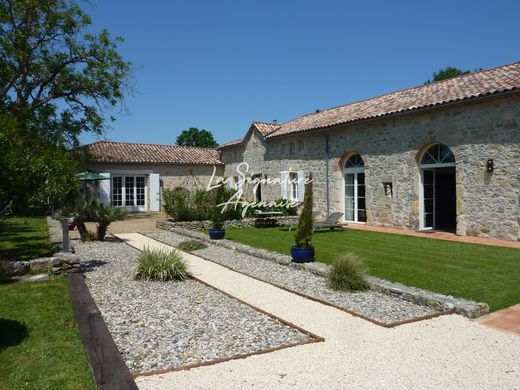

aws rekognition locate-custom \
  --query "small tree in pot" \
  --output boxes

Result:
[291,173,314,263]
[208,185,227,239]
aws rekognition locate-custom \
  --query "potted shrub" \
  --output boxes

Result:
[291,173,314,263]
[208,207,225,239]
[208,185,227,239]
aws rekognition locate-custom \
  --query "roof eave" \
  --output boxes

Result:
[266,89,520,140]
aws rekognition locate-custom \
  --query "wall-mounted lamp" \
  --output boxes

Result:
[486,159,494,173]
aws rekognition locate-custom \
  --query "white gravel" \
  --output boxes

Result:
[146,231,438,324]
[74,238,313,374]
[116,233,520,390]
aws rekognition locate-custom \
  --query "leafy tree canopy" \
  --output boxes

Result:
[0,0,133,145]
[425,66,472,84]
[176,127,218,148]
[0,0,133,211]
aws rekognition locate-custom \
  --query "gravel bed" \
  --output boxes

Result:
[74,238,312,374]
[147,231,439,324]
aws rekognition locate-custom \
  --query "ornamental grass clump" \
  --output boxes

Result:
[177,240,207,252]
[133,247,190,282]
[327,253,369,292]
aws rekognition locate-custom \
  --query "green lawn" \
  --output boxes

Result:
[0,216,51,260]
[225,228,520,311]
[0,278,94,390]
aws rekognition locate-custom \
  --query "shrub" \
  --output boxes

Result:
[90,202,128,240]
[163,187,241,222]
[133,247,190,281]
[163,188,190,221]
[294,173,313,248]
[177,240,207,252]
[327,253,368,292]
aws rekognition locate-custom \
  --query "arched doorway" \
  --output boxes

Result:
[419,144,456,232]
[344,154,366,223]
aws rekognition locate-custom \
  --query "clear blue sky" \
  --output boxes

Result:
[80,0,520,146]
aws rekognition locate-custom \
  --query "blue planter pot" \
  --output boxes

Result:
[291,246,315,263]
[208,229,225,240]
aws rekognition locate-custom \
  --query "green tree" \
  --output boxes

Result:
[294,173,313,248]
[0,0,133,211]
[176,127,218,148]
[425,66,471,84]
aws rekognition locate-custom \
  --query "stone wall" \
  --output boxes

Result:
[221,128,267,201]
[228,94,520,241]
[157,215,299,230]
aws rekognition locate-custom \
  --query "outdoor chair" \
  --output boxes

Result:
[288,212,347,232]
[312,212,347,232]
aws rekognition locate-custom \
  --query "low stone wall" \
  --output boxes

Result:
[157,216,299,231]
[163,227,489,319]
[0,217,80,278]
[1,253,81,276]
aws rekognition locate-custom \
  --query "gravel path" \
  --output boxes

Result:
[74,238,313,374]
[146,231,438,324]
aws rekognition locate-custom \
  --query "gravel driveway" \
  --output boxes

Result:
[146,231,439,325]
[74,238,313,374]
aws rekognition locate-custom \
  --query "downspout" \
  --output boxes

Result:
[325,134,330,215]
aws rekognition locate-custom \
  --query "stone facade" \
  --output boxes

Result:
[221,94,520,241]
[89,162,224,211]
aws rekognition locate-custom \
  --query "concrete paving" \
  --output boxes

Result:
[115,233,520,390]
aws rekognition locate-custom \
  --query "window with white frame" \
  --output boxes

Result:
[281,171,304,201]
[112,175,146,209]
[289,172,298,200]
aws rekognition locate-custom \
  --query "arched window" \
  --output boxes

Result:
[344,154,366,223]
[345,154,365,168]
[420,144,455,166]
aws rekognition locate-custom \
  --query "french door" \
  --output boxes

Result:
[421,169,435,229]
[344,170,366,223]
[112,175,146,211]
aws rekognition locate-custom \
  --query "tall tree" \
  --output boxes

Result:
[176,127,218,148]
[0,0,133,210]
[425,66,471,84]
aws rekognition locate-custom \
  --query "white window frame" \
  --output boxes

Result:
[111,174,147,212]
[344,167,366,224]
[289,172,298,200]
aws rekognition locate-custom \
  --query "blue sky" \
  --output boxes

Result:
[80,0,520,146]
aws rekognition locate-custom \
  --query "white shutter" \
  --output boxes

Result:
[297,170,305,201]
[149,174,160,211]
[99,173,111,205]
[280,171,288,199]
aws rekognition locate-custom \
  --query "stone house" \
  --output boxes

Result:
[86,141,223,212]
[87,61,520,241]
[220,62,520,241]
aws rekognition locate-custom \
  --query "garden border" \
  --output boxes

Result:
[153,226,489,319]
[111,235,324,378]
[145,233,455,328]
[68,273,138,390]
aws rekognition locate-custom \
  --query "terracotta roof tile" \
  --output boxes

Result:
[252,121,281,135]
[87,141,223,165]
[218,138,243,149]
[268,61,520,138]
